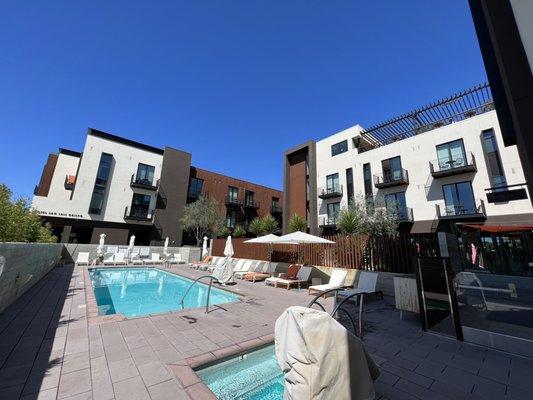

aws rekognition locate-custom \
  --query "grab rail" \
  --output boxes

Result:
[306,288,365,337]
[179,275,220,314]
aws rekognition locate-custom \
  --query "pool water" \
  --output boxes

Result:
[89,268,239,317]
[197,345,284,400]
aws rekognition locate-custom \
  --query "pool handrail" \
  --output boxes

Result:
[179,275,221,314]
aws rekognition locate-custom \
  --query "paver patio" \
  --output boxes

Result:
[0,264,531,399]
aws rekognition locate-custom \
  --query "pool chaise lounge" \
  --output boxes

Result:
[266,266,312,290]
[308,268,348,296]
[168,253,187,264]
[144,253,163,265]
[75,252,90,266]
[243,262,279,282]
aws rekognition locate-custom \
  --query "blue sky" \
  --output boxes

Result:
[0,1,486,199]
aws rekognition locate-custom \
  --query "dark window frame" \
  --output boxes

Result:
[441,180,477,214]
[435,139,467,169]
[188,177,204,197]
[89,153,113,214]
[331,140,348,157]
[135,163,155,185]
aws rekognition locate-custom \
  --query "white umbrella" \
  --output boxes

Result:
[163,237,169,256]
[127,235,135,260]
[224,235,234,258]
[244,234,279,276]
[214,236,234,283]
[270,232,334,264]
[96,233,106,258]
[209,238,213,256]
[202,236,209,259]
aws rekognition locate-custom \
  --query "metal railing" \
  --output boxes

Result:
[124,206,154,221]
[374,169,409,187]
[243,199,260,209]
[318,185,343,199]
[225,195,242,206]
[130,174,159,190]
[179,275,221,314]
[320,216,338,226]
[436,199,486,218]
[270,204,283,214]
[429,152,477,175]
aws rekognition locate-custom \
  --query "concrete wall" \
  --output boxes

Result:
[0,243,62,313]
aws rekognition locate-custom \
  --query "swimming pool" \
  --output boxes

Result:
[89,268,239,317]
[196,345,284,400]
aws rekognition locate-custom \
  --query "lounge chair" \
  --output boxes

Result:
[243,262,277,283]
[337,271,382,302]
[114,253,127,266]
[308,269,348,296]
[269,266,312,290]
[265,264,300,287]
[144,253,163,265]
[169,253,187,264]
[205,257,228,273]
[130,253,144,265]
[234,261,262,279]
[191,256,215,269]
[103,254,116,265]
[75,252,90,266]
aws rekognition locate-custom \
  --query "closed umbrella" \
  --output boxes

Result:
[214,236,234,283]
[244,234,279,276]
[163,237,169,257]
[127,235,135,261]
[96,233,106,258]
[202,236,209,259]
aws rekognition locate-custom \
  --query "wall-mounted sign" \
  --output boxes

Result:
[37,210,84,219]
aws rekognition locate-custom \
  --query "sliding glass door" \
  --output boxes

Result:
[442,182,476,215]
[436,139,466,170]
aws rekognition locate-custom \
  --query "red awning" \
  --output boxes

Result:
[459,224,533,233]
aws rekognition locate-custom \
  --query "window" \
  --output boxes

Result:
[382,156,402,182]
[385,192,407,219]
[442,182,476,215]
[228,186,239,203]
[130,193,151,218]
[326,202,341,223]
[436,139,467,170]
[482,129,506,187]
[135,163,155,185]
[188,177,204,197]
[331,140,348,157]
[89,153,113,214]
[272,197,280,208]
[346,168,354,202]
[363,163,373,213]
[326,173,340,193]
[226,209,237,228]
[245,190,255,206]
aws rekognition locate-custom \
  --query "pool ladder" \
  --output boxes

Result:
[180,275,220,314]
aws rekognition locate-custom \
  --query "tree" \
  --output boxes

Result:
[248,218,264,237]
[288,213,307,233]
[217,226,231,238]
[337,201,366,235]
[232,225,246,238]
[180,196,224,246]
[249,214,279,237]
[336,194,398,236]
[0,184,57,243]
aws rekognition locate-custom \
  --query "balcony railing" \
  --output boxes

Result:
[130,174,159,191]
[374,169,409,189]
[124,206,154,222]
[64,175,76,190]
[319,216,338,227]
[188,190,208,199]
[389,207,414,222]
[243,199,260,209]
[318,185,343,199]
[485,183,528,203]
[429,152,477,178]
[225,195,242,207]
[271,204,283,214]
[436,199,486,219]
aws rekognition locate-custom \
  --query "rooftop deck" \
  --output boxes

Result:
[0,264,531,400]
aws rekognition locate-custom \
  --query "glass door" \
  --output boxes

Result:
[443,182,476,216]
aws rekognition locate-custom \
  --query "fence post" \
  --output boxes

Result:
[438,232,462,273]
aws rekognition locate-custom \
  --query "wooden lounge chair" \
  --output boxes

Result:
[243,262,278,283]
[308,268,348,296]
[265,264,300,287]
[269,266,312,290]
[75,252,90,266]
[235,261,263,279]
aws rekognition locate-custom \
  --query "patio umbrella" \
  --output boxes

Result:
[202,236,209,259]
[244,234,279,276]
[96,233,106,258]
[0,255,4,279]
[214,236,234,283]
[163,237,169,256]
[270,232,334,264]
[209,238,213,256]
[127,235,135,260]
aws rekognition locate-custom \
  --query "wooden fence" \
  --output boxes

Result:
[212,233,439,274]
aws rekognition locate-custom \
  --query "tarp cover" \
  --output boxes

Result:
[275,306,380,400]
[212,257,233,283]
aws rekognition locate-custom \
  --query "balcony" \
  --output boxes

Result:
[130,174,159,191]
[389,207,414,222]
[124,206,154,222]
[430,152,477,178]
[243,200,260,210]
[64,175,76,190]
[436,200,486,220]
[271,204,283,214]
[187,190,208,200]
[485,183,528,203]
[318,185,343,199]
[374,169,409,189]
[319,216,338,227]
[225,195,243,207]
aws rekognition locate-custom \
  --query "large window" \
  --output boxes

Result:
[89,153,113,214]
[226,209,237,228]
[346,168,354,202]
[228,186,239,202]
[442,182,476,215]
[436,139,467,170]
[130,193,151,218]
[363,163,372,197]
[326,173,340,193]
[385,192,407,219]
[188,177,204,197]
[482,129,506,187]
[326,202,341,223]
[331,140,348,157]
[136,163,155,185]
[245,190,255,206]
[382,156,402,181]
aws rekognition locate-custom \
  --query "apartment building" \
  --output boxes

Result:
[283,84,533,234]
[32,128,283,245]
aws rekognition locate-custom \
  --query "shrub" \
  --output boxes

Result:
[232,225,246,238]
[288,213,307,233]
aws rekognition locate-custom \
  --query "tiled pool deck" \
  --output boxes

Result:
[0,264,531,400]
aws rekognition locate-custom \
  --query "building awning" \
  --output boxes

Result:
[457,223,533,233]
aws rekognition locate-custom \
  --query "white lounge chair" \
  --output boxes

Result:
[191,256,218,270]
[337,271,382,302]
[144,253,163,265]
[308,268,348,296]
[114,253,126,266]
[130,253,144,265]
[169,253,187,264]
[268,266,313,290]
[103,254,115,265]
[75,252,90,266]
[234,261,263,279]
[205,257,228,273]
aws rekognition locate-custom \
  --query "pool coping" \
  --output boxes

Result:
[167,335,275,399]
[82,265,248,325]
